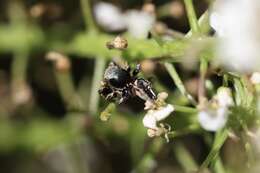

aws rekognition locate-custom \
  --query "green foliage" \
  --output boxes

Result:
[0,0,259,173]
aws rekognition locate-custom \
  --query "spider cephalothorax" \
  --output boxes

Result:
[99,61,157,104]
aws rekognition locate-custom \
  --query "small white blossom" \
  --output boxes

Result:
[215,87,234,107]
[124,10,155,39]
[210,11,225,37]
[143,104,174,129]
[210,0,260,73]
[250,72,260,85]
[198,87,233,132]
[143,113,157,129]
[94,2,155,38]
[94,2,126,31]
[198,107,228,132]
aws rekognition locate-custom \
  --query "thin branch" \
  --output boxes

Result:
[164,62,197,106]
[199,129,228,171]
[183,0,200,35]
[80,0,97,31]
[89,58,106,115]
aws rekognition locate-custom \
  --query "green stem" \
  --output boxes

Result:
[164,62,197,106]
[80,0,97,31]
[173,142,198,172]
[134,153,155,173]
[213,157,226,173]
[56,71,75,104]
[55,69,84,111]
[89,58,106,115]
[186,10,210,37]
[168,124,200,138]
[198,58,208,103]
[11,51,29,83]
[173,105,198,114]
[233,78,245,106]
[10,50,30,106]
[199,129,228,171]
[8,0,27,25]
[223,74,229,87]
[183,0,200,35]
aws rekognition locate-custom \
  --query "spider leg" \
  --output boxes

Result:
[132,64,141,76]
[98,82,117,101]
[118,87,132,104]
[106,93,116,102]
[135,78,157,100]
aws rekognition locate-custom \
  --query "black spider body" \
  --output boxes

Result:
[104,63,132,88]
[99,62,156,104]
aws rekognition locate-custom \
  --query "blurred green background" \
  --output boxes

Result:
[0,0,258,173]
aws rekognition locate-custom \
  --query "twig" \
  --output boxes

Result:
[173,142,199,172]
[11,51,29,84]
[199,129,228,171]
[173,105,198,114]
[198,58,208,104]
[164,62,197,106]
[80,0,97,31]
[186,10,210,37]
[89,58,106,115]
[183,0,200,35]
[168,125,201,138]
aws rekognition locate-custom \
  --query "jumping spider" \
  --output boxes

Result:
[99,61,157,104]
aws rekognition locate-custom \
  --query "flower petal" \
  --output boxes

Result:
[94,2,126,31]
[124,10,155,39]
[198,107,228,132]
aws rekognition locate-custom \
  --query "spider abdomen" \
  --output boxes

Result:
[104,66,131,88]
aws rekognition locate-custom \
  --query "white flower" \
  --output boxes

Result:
[198,107,228,132]
[94,2,155,38]
[198,87,233,132]
[250,72,260,85]
[143,113,157,129]
[210,0,260,73]
[209,11,225,37]
[94,2,126,31]
[143,104,174,129]
[215,87,234,107]
[124,10,155,39]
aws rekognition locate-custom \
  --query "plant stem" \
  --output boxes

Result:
[11,51,29,83]
[183,0,200,35]
[199,129,228,171]
[89,58,106,115]
[80,0,97,31]
[56,71,75,104]
[198,58,208,104]
[168,125,200,138]
[213,157,226,173]
[55,69,84,111]
[173,105,198,114]
[186,10,210,37]
[164,62,197,106]
[173,142,198,172]
[11,51,30,106]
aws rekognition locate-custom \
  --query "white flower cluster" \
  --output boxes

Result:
[198,87,234,132]
[94,2,155,39]
[142,92,174,142]
[250,72,260,85]
[210,0,260,73]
